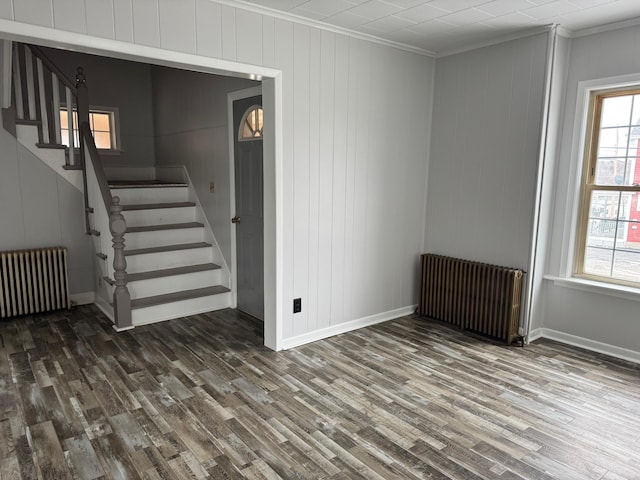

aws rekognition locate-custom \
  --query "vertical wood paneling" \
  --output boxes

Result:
[195,0,222,58]
[13,0,53,27]
[159,0,196,54]
[350,39,372,320]
[341,37,359,322]
[132,0,160,48]
[113,0,134,43]
[330,34,349,326]
[262,16,275,68]
[0,0,12,20]
[274,19,295,339]
[317,30,335,330]
[52,0,86,33]
[426,33,547,270]
[221,5,237,61]
[306,28,321,333]
[292,23,310,337]
[85,0,115,39]
[236,10,262,66]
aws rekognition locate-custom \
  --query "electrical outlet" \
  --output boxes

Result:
[293,298,302,313]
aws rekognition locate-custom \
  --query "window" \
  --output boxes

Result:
[238,105,263,140]
[60,108,117,150]
[577,88,640,286]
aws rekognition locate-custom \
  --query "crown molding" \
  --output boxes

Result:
[212,0,436,57]
[570,15,640,38]
[435,24,556,58]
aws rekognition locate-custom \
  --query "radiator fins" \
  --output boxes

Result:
[419,254,524,344]
[0,247,70,318]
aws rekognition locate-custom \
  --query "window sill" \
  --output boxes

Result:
[544,275,640,302]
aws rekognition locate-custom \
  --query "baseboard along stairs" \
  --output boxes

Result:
[107,180,231,325]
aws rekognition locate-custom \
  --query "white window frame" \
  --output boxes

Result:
[60,105,122,154]
[553,73,640,300]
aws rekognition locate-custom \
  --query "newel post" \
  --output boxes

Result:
[75,67,90,130]
[110,196,132,330]
[76,67,91,234]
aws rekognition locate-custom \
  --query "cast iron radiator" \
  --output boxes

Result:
[419,254,524,344]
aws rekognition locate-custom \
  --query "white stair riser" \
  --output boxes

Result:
[132,292,232,325]
[126,247,212,273]
[128,270,222,298]
[123,206,196,227]
[112,187,189,204]
[125,227,204,249]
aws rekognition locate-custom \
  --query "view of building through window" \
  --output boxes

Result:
[60,110,115,150]
[581,91,640,285]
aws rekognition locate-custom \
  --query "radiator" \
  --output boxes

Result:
[0,247,70,318]
[419,254,524,344]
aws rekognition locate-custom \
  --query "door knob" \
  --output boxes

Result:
[231,216,241,224]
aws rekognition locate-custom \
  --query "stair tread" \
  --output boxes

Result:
[110,180,188,188]
[125,242,211,256]
[126,222,204,233]
[131,285,230,309]
[121,202,195,211]
[127,263,221,282]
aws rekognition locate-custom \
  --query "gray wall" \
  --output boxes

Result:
[0,128,94,295]
[539,25,640,354]
[425,33,549,271]
[41,47,156,168]
[151,66,257,269]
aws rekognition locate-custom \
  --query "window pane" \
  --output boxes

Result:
[92,113,110,131]
[594,158,628,185]
[61,129,69,146]
[631,95,640,126]
[587,219,618,248]
[598,127,629,158]
[584,247,613,277]
[612,250,640,283]
[93,131,111,149]
[589,191,620,219]
[601,96,633,127]
[60,110,68,125]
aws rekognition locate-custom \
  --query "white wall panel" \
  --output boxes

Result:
[113,0,133,43]
[159,0,196,54]
[426,33,548,271]
[52,0,86,33]
[132,0,160,47]
[274,19,296,339]
[195,0,222,58]
[236,9,262,66]
[0,0,434,346]
[306,27,321,333]
[14,0,53,27]
[221,5,237,61]
[292,23,310,337]
[0,0,12,20]
[85,0,115,39]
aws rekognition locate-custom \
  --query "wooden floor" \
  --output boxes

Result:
[1,306,639,479]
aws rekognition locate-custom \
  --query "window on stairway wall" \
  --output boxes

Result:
[576,88,640,286]
[59,107,119,150]
[238,105,263,140]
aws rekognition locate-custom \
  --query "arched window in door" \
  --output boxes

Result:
[238,105,263,140]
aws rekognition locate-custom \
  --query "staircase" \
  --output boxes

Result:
[4,41,232,328]
[108,180,230,325]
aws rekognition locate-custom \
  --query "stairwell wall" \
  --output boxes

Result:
[150,66,257,269]
[40,47,157,170]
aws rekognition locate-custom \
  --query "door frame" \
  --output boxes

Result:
[227,85,263,318]
[0,20,284,351]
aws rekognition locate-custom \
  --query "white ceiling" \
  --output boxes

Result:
[234,0,640,55]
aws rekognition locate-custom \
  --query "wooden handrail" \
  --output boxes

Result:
[27,44,77,92]
[80,122,111,208]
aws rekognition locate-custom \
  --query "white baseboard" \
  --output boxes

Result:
[281,305,417,350]
[70,292,95,306]
[528,327,640,364]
